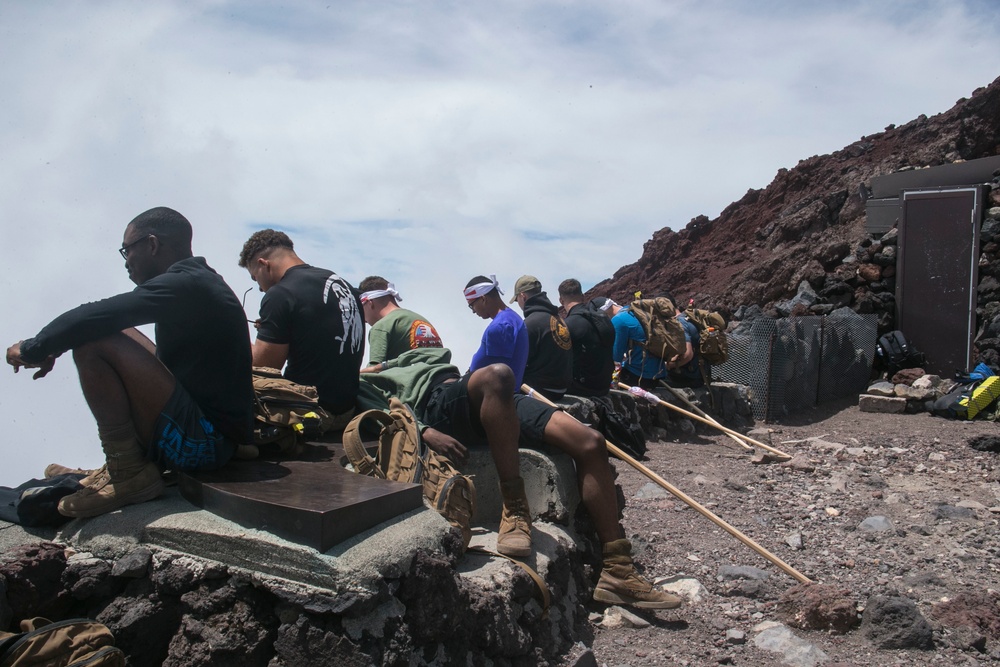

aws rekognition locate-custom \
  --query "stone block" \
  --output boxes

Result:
[858,395,906,413]
[867,381,895,397]
[464,448,581,526]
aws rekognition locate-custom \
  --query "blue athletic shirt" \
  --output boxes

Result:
[469,306,529,388]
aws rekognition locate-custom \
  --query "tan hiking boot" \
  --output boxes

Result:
[45,463,109,489]
[44,463,99,479]
[497,477,532,558]
[58,437,165,518]
[593,539,683,610]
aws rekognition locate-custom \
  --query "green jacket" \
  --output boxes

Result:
[357,347,460,419]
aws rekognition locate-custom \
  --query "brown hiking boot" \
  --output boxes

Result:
[593,539,683,610]
[58,437,164,518]
[497,477,532,558]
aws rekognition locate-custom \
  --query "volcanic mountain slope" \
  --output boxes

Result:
[589,75,1000,316]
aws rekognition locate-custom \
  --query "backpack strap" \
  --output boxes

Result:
[467,546,551,614]
[342,409,394,479]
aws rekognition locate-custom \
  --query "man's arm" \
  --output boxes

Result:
[365,319,391,367]
[252,339,289,370]
[6,341,56,379]
[611,314,630,365]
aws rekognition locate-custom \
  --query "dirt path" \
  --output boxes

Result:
[587,397,1000,666]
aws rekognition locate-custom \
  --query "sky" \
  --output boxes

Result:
[1,0,999,487]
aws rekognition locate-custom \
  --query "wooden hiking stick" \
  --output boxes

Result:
[658,381,754,453]
[619,382,792,460]
[520,384,813,585]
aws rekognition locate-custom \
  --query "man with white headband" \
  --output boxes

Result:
[358,275,442,372]
[456,274,680,608]
[465,274,529,387]
[238,229,365,421]
[557,279,616,397]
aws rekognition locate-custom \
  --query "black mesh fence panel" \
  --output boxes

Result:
[713,313,878,421]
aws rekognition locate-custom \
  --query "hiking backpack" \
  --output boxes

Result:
[875,331,925,374]
[683,308,729,365]
[579,300,616,349]
[342,398,476,551]
[251,367,332,457]
[627,297,687,361]
[0,617,126,667]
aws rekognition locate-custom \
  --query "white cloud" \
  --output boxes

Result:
[1,0,998,486]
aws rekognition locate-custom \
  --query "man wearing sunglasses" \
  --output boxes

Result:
[5,207,254,517]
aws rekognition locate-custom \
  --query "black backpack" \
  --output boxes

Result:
[579,300,616,348]
[875,330,925,374]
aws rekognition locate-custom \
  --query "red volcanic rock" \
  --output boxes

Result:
[588,76,1000,314]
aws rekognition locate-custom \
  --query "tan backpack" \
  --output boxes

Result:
[683,308,729,365]
[0,617,126,667]
[250,366,332,457]
[343,398,476,551]
[628,297,687,361]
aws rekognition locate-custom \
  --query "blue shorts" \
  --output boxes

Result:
[151,384,235,471]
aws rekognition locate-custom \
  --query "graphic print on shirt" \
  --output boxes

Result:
[323,273,364,354]
[408,320,443,349]
[550,316,572,350]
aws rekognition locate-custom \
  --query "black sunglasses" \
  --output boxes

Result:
[468,296,483,311]
[119,235,152,260]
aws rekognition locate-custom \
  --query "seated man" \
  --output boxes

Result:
[359,347,681,609]
[465,274,529,387]
[238,230,365,423]
[6,207,254,517]
[606,299,667,390]
[357,275,443,372]
[659,291,703,389]
[509,275,573,401]
[557,279,615,397]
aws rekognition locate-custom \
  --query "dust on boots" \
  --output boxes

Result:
[497,477,532,558]
[58,433,165,518]
[593,538,683,610]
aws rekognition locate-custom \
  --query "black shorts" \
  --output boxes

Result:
[422,373,487,447]
[512,394,557,446]
[151,383,235,471]
[421,372,558,449]
[618,367,662,391]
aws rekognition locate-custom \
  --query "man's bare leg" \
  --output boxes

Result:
[466,363,532,557]
[59,329,176,517]
[542,412,682,609]
[466,364,520,481]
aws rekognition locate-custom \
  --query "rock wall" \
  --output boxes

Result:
[0,513,595,667]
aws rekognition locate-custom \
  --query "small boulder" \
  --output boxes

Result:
[861,595,934,650]
[777,583,859,634]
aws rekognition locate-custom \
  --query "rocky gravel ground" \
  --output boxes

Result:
[582,397,1000,667]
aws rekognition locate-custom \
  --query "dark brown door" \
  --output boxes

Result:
[897,186,983,375]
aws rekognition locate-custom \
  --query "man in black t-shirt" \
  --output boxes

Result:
[557,279,615,397]
[6,207,254,518]
[239,230,365,418]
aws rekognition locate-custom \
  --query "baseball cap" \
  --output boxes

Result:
[509,275,542,303]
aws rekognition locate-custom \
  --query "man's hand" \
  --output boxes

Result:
[359,364,380,374]
[421,427,468,465]
[6,342,56,379]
